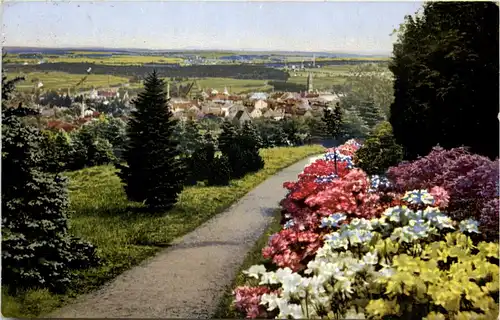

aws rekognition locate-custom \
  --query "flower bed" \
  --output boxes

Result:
[232,140,500,319]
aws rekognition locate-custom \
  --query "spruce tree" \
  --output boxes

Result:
[1,74,99,293]
[321,102,343,140]
[116,71,185,211]
[239,121,265,173]
[186,132,216,185]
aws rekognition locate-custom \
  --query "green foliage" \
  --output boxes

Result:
[71,127,116,168]
[280,117,309,146]
[389,2,499,160]
[1,74,99,294]
[341,93,385,133]
[207,155,232,186]
[175,119,203,157]
[344,62,394,119]
[366,233,499,320]
[217,120,265,179]
[354,121,403,175]
[185,132,217,185]
[253,118,288,148]
[339,107,371,139]
[116,71,185,211]
[83,115,128,159]
[40,129,74,172]
[321,102,343,139]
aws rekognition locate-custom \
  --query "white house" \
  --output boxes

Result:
[89,89,99,100]
[249,108,263,118]
[253,99,268,110]
[226,104,246,119]
[249,92,268,101]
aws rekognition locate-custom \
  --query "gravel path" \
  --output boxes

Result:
[48,155,318,319]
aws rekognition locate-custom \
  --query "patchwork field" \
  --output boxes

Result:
[6,72,131,92]
[4,54,183,66]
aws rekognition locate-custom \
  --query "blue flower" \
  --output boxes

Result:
[402,190,435,205]
[320,213,347,228]
[284,219,295,229]
[459,219,481,234]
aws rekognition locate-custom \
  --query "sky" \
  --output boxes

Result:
[2,1,423,54]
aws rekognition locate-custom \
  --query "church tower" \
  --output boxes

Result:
[307,72,313,93]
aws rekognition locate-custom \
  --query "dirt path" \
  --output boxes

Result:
[48,156,317,319]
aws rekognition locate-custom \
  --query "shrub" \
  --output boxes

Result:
[218,120,265,179]
[207,155,232,186]
[387,146,499,240]
[254,119,288,148]
[69,127,116,170]
[354,121,403,175]
[2,104,99,293]
[40,129,75,172]
[239,122,265,174]
[82,115,127,159]
[116,71,185,211]
[185,132,216,185]
[235,189,499,319]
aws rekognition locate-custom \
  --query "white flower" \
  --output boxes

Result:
[281,273,303,294]
[363,251,378,265]
[435,215,455,230]
[243,264,267,279]
[276,301,304,319]
[459,219,480,234]
[275,267,294,282]
[260,271,279,285]
[260,293,280,311]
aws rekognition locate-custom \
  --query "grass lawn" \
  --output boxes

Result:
[1,144,324,318]
[213,210,282,318]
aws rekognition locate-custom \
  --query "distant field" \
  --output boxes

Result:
[6,72,131,92]
[171,77,272,94]
[5,65,353,94]
[287,74,347,89]
[4,54,183,66]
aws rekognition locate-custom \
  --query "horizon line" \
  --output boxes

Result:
[3,45,391,56]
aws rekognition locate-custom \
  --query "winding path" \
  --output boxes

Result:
[48,156,317,319]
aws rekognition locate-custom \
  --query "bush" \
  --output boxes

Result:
[40,129,74,172]
[207,155,232,186]
[69,127,116,170]
[230,143,498,319]
[254,119,288,148]
[218,120,265,179]
[185,132,216,185]
[354,121,403,175]
[116,71,185,211]
[82,115,127,159]
[239,122,265,173]
[2,105,99,293]
[386,146,499,240]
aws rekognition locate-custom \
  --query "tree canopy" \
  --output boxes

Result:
[389,1,499,160]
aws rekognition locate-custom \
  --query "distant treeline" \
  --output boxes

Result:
[4,63,290,81]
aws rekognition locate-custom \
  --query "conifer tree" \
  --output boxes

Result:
[1,73,99,293]
[186,131,216,184]
[116,71,185,211]
[321,102,343,140]
[239,121,265,173]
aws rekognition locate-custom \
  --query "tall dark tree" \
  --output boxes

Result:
[389,2,499,160]
[116,71,185,211]
[1,72,99,293]
[321,102,343,140]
